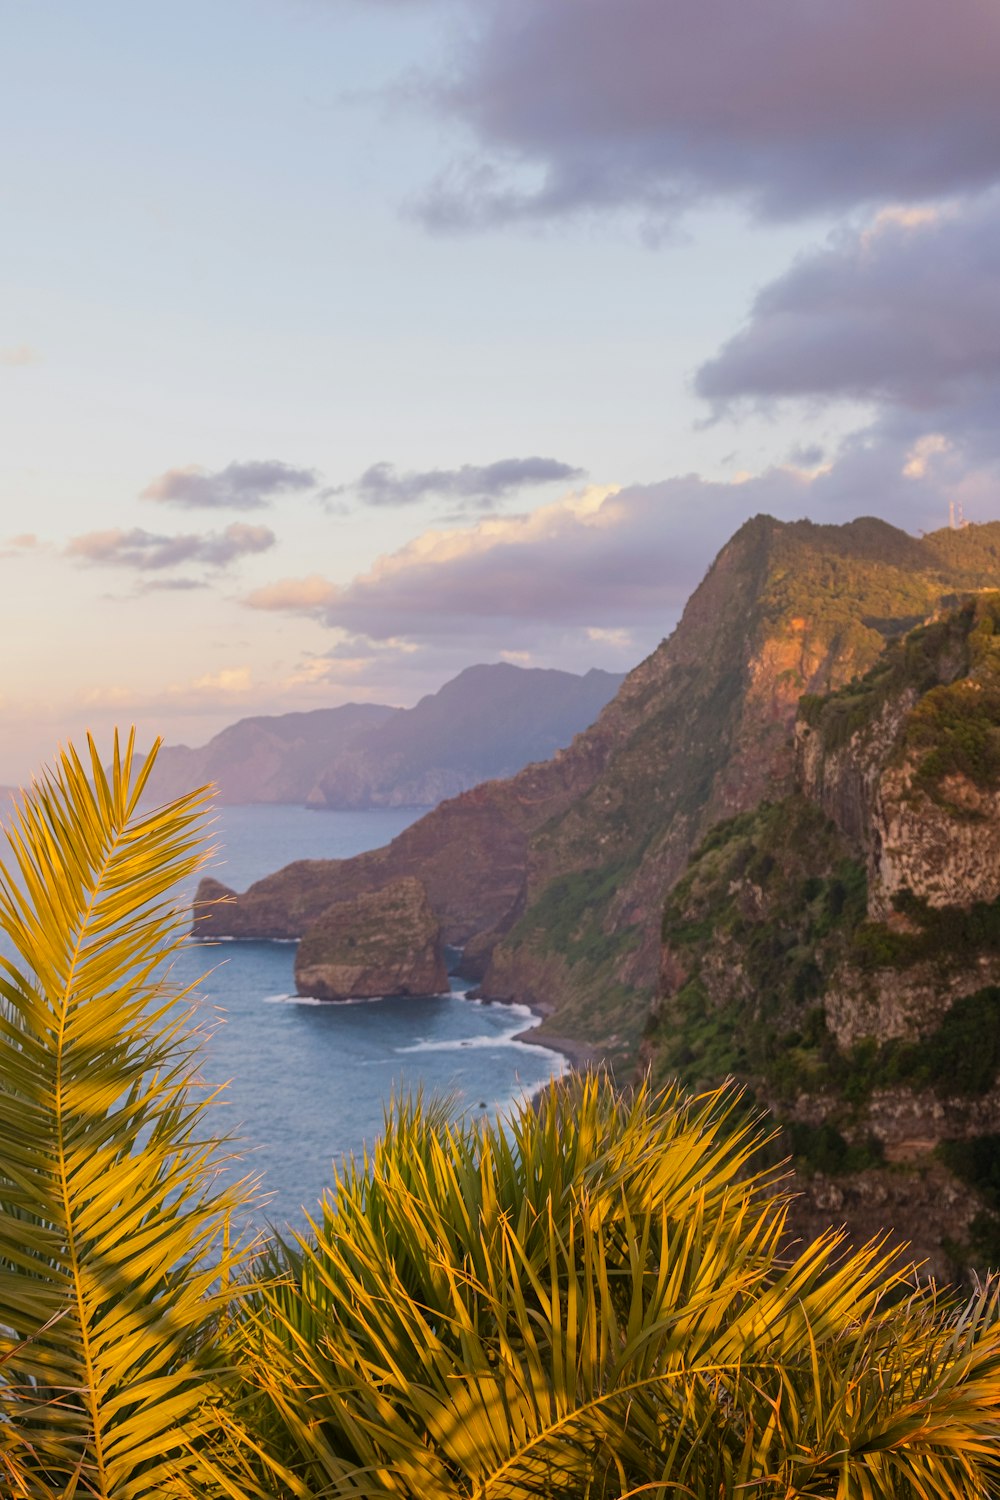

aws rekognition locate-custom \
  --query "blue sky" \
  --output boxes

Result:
[3,0,999,779]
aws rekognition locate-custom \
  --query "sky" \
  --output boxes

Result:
[3,0,1000,781]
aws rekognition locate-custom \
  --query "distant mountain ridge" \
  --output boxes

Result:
[144,663,625,809]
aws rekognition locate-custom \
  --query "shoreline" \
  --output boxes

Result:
[511,1018,599,1074]
[482,987,600,1074]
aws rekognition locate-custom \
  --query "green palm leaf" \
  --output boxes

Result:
[0,730,256,1498]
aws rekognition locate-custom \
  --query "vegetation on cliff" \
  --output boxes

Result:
[7,734,1000,1496]
[647,795,867,1100]
[650,592,1000,1278]
[801,592,1000,804]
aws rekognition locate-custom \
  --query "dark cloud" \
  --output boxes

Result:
[343,456,586,508]
[410,0,1000,229]
[696,199,1000,414]
[141,459,321,510]
[67,523,275,571]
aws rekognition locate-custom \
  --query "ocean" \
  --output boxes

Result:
[162,806,568,1227]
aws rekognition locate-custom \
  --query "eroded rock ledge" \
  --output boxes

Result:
[293,876,447,1001]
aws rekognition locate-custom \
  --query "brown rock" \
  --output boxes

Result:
[293,876,448,1001]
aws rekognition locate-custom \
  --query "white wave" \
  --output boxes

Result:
[187,934,299,946]
[262,992,391,1007]
[395,1028,547,1056]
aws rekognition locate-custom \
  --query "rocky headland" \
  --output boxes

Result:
[293,876,447,1001]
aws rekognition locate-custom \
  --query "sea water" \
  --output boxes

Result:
[167,805,568,1228]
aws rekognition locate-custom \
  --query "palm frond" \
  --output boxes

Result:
[230,1077,1000,1499]
[0,730,257,1497]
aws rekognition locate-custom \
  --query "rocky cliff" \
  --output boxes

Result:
[197,517,1000,1071]
[293,877,447,1001]
[645,593,1000,1279]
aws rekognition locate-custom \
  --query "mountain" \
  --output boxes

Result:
[646,592,1000,1279]
[145,663,624,808]
[305,664,626,809]
[198,516,1000,1056]
[146,703,396,806]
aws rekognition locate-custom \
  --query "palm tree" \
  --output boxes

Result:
[234,1079,1000,1499]
[0,732,255,1498]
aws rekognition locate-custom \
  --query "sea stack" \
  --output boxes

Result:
[293,876,448,1001]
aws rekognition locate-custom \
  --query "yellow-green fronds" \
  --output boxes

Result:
[0,731,257,1498]
[228,1076,1000,1498]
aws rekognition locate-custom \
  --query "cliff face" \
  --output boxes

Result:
[293,877,447,1001]
[484,519,1000,1060]
[197,517,1000,1073]
[646,594,1000,1279]
[798,596,1000,919]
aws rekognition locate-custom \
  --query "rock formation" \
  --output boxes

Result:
[646,594,1000,1278]
[293,877,447,1001]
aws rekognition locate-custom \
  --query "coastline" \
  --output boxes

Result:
[511,1018,599,1073]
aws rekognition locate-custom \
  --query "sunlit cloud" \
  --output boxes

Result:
[903,434,952,480]
[192,666,254,694]
[0,533,43,559]
[246,573,338,614]
[587,626,632,648]
[0,345,38,367]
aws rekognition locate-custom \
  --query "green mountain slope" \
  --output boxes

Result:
[646,594,1000,1279]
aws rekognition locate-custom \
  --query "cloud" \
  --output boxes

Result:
[244,478,813,653]
[902,434,952,481]
[342,456,586,508]
[247,573,337,613]
[696,196,1000,415]
[141,459,321,510]
[244,406,1000,673]
[408,0,1000,230]
[787,444,827,470]
[0,345,38,367]
[192,666,253,694]
[0,533,41,559]
[141,577,211,592]
[66,522,275,572]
